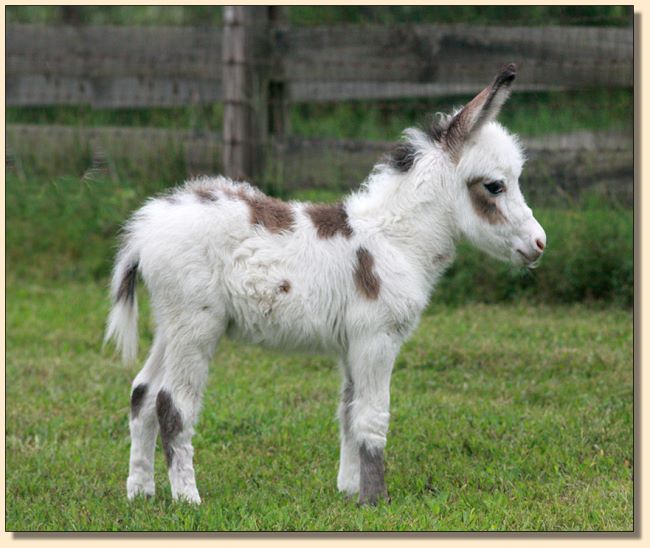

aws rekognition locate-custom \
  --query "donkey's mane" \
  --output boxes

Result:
[385,112,453,173]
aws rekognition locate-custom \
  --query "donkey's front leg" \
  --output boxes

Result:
[347,333,399,506]
[337,364,360,496]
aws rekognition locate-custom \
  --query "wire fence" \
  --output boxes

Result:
[6,6,634,204]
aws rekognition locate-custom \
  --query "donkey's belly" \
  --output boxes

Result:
[224,282,347,355]
[222,246,350,355]
[225,317,342,355]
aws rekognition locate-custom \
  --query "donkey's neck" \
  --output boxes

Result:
[346,160,459,286]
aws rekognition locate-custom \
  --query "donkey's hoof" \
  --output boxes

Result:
[126,478,155,500]
[337,479,360,498]
[173,490,202,505]
[357,490,390,507]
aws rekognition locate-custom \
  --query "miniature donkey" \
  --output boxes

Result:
[106,64,546,505]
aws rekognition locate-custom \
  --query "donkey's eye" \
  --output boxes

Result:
[483,181,505,195]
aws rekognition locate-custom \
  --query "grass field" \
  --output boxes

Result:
[6,280,633,531]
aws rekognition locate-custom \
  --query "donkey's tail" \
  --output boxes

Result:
[104,245,140,364]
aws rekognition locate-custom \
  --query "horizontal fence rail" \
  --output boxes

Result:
[7,22,633,107]
[6,124,633,204]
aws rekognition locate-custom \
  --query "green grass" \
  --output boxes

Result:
[6,280,633,531]
[6,105,223,132]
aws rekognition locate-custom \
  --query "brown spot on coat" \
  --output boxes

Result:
[353,247,381,300]
[279,280,291,293]
[467,178,506,225]
[156,390,183,468]
[130,383,148,420]
[359,444,389,506]
[224,187,294,234]
[305,203,353,239]
[246,194,294,233]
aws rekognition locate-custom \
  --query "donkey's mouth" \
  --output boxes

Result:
[516,249,542,268]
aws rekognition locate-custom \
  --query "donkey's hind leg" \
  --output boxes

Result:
[127,334,166,500]
[155,308,225,504]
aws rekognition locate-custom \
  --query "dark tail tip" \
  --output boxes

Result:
[116,262,138,304]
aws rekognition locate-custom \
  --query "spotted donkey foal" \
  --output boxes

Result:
[105,64,546,506]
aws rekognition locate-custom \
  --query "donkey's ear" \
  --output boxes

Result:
[445,63,516,160]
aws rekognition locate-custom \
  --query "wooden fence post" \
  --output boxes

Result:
[222,7,264,181]
[267,6,290,140]
[265,6,290,185]
[60,6,82,25]
[222,6,289,183]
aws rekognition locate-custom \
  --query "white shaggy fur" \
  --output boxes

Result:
[105,65,546,505]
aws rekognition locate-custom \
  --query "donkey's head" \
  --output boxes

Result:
[442,64,546,267]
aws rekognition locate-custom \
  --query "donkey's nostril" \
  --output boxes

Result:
[535,238,545,252]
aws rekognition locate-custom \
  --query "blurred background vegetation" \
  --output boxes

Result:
[6,5,633,26]
[6,5,634,306]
